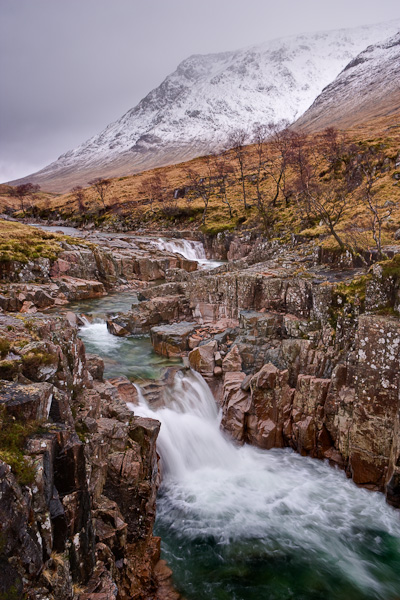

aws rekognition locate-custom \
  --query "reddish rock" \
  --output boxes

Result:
[20,300,37,314]
[86,354,105,381]
[0,381,54,422]
[214,351,222,366]
[188,336,200,349]
[108,376,139,405]
[291,375,331,457]
[221,372,251,443]
[188,341,217,376]
[222,345,242,373]
[150,322,197,358]
[248,364,294,449]
[107,321,130,337]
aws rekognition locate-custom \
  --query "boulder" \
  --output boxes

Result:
[150,322,197,357]
[291,375,331,457]
[108,376,139,406]
[86,354,105,381]
[222,345,242,372]
[0,381,54,422]
[221,372,251,443]
[247,364,294,449]
[188,341,217,376]
[19,341,59,382]
[107,295,192,336]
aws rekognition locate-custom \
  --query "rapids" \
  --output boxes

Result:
[151,237,224,268]
[132,371,400,600]
[66,279,400,599]
[30,223,223,269]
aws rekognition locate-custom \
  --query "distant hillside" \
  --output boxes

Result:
[295,31,400,132]
[9,20,400,192]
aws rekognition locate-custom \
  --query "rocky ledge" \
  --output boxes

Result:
[0,221,198,314]
[0,313,175,600]
[2,223,400,598]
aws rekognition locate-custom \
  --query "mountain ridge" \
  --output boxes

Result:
[10,20,400,192]
[295,29,400,131]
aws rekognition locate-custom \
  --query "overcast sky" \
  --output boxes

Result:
[1,0,400,183]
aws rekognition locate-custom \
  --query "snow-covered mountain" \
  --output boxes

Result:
[12,21,400,192]
[295,31,400,131]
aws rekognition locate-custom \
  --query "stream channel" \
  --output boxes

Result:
[43,227,400,600]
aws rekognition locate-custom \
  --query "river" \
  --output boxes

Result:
[28,223,224,269]
[68,297,400,600]
[43,227,400,600]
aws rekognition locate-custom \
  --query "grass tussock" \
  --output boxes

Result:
[0,405,37,485]
[0,220,92,264]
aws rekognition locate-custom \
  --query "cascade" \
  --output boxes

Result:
[72,296,400,599]
[152,237,216,267]
[132,370,400,600]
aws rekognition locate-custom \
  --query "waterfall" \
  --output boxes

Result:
[150,237,224,269]
[132,370,400,599]
[79,319,121,352]
[132,371,235,478]
[153,237,207,261]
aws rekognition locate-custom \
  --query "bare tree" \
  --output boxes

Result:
[213,152,234,218]
[251,123,292,234]
[138,172,169,213]
[89,177,112,209]
[320,127,349,169]
[357,148,394,259]
[226,128,249,210]
[71,186,86,213]
[292,130,359,250]
[10,183,40,213]
[184,157,215,225]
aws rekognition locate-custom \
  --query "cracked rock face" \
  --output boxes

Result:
[0,313,164,600]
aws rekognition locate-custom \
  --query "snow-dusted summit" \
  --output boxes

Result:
[296,30,400,131]
[13,20,400,191]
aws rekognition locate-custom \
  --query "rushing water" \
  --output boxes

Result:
[38,232,400,598]
[30,223,223,269]
[132,371,400,600]
[65,293,181,380]
[151,237,225,269]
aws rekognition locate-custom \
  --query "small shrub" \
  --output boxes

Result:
[21,350,56,380]
[0,340,10,358]
[0,407,36,486]
[0,360,21,381]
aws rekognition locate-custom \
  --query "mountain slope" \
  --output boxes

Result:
[295,31,400,132]
[11,21,400,192]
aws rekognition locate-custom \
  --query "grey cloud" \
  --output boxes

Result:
[1,0,399,182]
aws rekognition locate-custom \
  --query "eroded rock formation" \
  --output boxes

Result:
[0,314,167,599]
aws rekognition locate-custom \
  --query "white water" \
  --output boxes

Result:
[152,237,223,269]
[80,319,121,353]
[78,314,181,380]
[132,370,400,598]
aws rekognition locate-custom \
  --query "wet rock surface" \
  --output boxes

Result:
[150,321,197,357]
[0,313,167,600]
[0,230,199,314]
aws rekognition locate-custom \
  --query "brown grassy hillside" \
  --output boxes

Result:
[12,114,400,253]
